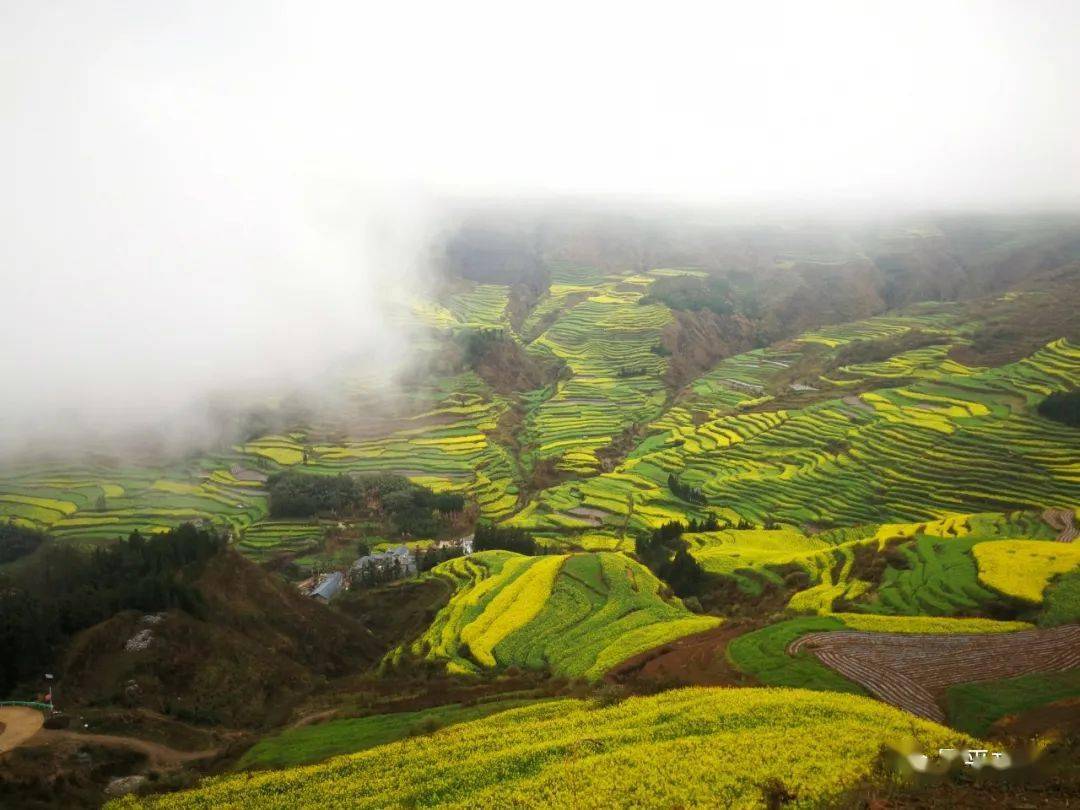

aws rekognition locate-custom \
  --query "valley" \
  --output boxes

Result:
[2,215,1080,808]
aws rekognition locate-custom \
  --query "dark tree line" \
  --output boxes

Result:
[0,522,47,564]
[417,544,465,572]
[1038,389,1080,427]
[350,556,410,588]
[0,524,224,698]
[640,274,764,320]
[463,328,508,365]
[828,328,946,370]
[634,521,706,598]
[667,474,706,505]
[473,524,539,556]
[684,514,722,532]
[641,275,736,315]
[267,472,465,536]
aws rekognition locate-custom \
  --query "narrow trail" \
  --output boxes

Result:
[0,707,44,754]
[288,709,339,730]
[31,728,218,767]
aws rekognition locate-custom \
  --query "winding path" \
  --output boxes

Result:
[31,728,217,767]
[0,706,216,767]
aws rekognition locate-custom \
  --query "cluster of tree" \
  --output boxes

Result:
[267,472,362,516]
[350,555,410,588]
[267,472,465,536]
[667,474,706,505]
[1038,389,1080,427]
[641,275,735,315]
[828,328,947,370]
[684,514,722,532]
[417,544,465,573]
[634,521,706,598]
[473,524,538,555]
[0,522,47,564]
[640,273,764,319]
[463,328,508,365]
[0,524,224,698]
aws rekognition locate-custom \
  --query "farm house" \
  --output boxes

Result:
[308,571,344,602]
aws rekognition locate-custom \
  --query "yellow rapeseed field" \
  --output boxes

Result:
[974,540,1080,602]
[108,688,977,810]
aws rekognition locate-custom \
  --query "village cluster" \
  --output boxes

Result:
[303,535,474,602]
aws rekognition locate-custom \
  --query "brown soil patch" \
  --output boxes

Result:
[789,625,1080,723]
[0,707,43,755]
[605,623,751,690]
[990,696,1080,740]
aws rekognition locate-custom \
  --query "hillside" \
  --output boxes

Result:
[60,550,382,728]
[106,687,977,810]
[391,550,719,680]
[2,217,1079,808]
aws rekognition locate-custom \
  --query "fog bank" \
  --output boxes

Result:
[3,1,1079,457]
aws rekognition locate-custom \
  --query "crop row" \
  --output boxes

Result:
[397,550,718,679]
[514,339,1080,532]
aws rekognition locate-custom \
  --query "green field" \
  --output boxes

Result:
[946,668,1080,735]
[511,332,1080,534]
[521,274,672,474]
[237,698,541,770]
[1041,569,1080,626]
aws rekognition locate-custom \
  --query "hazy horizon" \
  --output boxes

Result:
[4,0,1079,458]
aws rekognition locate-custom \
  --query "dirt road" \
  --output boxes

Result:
[31,728,217,767]
[0,707,44,754]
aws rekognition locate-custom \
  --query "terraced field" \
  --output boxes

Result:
[396,550,719,679]
[796,303,961,348]
[512,337,1080,533]
[862,534,1010,617]
[107,688,977,810]
[0,374,523,554]
[789,625,1080,722]
[725,614,1031,697]
[4,276,1076,565]
[0,459,268,544]
[4,262,1079,808]
[237,521,325,561]
[411,283,510,331]
[521,273,673,474]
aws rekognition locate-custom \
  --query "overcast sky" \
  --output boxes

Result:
[2,0,1079,455]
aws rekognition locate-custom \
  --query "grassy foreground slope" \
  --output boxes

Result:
[237,698,542,771]
[108,688,976,810]
[395,550,719,679]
